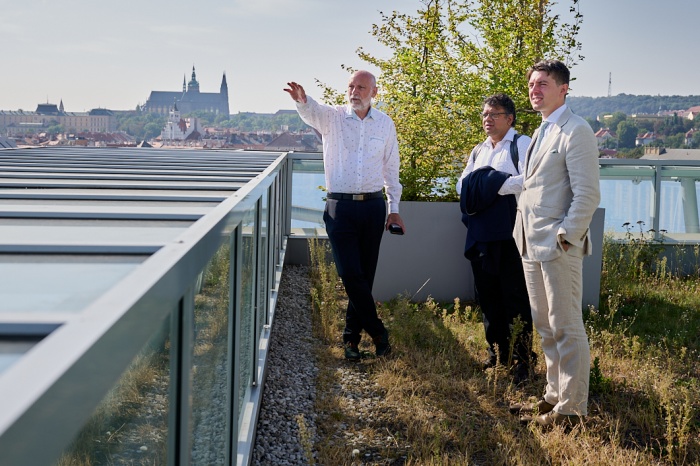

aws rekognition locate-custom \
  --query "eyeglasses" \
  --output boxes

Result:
[481,112,510,120]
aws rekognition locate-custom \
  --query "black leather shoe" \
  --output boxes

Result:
[344,342,361,361]
[511,362,530,385]
[373,329,391,357]
[509,398,555,416]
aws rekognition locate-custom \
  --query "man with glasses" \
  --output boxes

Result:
[457,93,534,384]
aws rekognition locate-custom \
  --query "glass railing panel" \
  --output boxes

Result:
[599,162,700,241]
[189,239,231,466]
[56,313,172,465]
[658,173,700,239]
[258,189,269,334]
[237,207,256,429]
[291,159,325,235]
[599,177,655,236]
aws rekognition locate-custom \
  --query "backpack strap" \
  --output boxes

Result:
[510,133,520,174]
[469,142,484,164]
[471,135,520,173]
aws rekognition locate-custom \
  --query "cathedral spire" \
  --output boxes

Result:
[220,72,228,95]
[187,65,200,93]
[183,75,186,93]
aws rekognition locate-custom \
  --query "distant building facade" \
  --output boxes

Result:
[594,128,616,148]
[636,132,656,146]
[144,66,229,116]
[159,103,204,141]
[0,101,116,134]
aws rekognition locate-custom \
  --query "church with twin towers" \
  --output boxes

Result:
[144,66,230,116]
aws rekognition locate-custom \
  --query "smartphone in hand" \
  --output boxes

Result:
[388,223,404,235]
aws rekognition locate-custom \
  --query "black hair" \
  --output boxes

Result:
[527,59,570,86]
[483,93,516,127]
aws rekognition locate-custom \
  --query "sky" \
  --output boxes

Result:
[0,0,698,114]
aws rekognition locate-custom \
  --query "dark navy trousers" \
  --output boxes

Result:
[470,238,534,366]
[323,197,387,345]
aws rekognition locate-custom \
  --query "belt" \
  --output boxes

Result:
[326,191,383,201]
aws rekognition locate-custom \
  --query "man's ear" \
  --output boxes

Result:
[560,83,569,99]
[371,87,378,98]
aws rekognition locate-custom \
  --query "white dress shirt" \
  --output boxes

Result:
[456,127,532,197]
[540,104,568,136]
[296,96,402,214]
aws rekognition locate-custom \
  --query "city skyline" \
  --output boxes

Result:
[1,0,698,114]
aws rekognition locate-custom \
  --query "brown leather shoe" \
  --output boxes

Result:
[521,411,582,428]
[509,398,555,416]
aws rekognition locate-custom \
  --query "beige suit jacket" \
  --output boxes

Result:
[514,107,601,262]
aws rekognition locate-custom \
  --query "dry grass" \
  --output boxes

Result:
[309,238,700,465]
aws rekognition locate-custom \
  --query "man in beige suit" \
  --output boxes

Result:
[511,60,600,427]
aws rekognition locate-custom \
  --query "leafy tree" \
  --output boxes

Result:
[323,0,584,200]
[617,146,643,159]
[664,133,685,148]
[143,122,163,140]
[616,120,638,149]
[187,110,215,126]
[586,117,601,132]
[46,124,64,135]
[356,1,482,200]
[601,111,626,132]
[602,137,617,149]
[652,115,692,138]
[634,118,655,133]
[692,131,700,148]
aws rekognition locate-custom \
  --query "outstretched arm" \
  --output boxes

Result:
[283,82,307,104]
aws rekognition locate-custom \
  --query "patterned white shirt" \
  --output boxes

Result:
[456,127,532,197]
[296,96,402,214]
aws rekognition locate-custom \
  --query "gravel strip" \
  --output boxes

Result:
[253,265,318,466]
[253,265,408,466]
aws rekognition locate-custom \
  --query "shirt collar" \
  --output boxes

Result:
[345,105,375,120]
[487,127,517,147]
[544,104,567,124]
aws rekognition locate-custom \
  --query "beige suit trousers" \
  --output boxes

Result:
[522,245,590,416]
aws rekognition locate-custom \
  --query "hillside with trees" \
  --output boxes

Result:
[568,94,700,119]
[586,111,700,159]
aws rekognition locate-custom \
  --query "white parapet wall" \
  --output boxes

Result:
[286,203,605,310]
[373,203,605,310]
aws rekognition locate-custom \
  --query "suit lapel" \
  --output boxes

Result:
[525,108,572,178]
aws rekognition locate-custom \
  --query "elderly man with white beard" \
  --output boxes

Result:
[284,71,405,360]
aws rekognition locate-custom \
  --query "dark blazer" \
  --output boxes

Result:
[460,166,516,268]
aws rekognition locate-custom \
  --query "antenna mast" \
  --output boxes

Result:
[607,72,612,98]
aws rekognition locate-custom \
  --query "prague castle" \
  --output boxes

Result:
[144,66,229,116]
